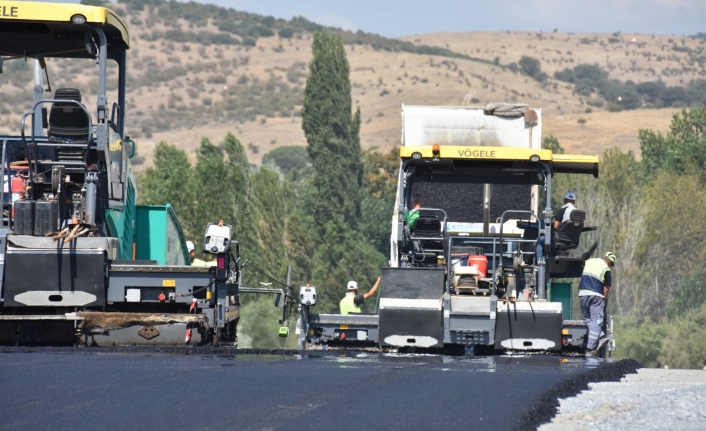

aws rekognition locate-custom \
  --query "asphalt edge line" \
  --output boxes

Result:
[0,346,349,357]
[513,358,642,431]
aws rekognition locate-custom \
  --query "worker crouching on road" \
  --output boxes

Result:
[340,276,381,315]
[579,251,616,357]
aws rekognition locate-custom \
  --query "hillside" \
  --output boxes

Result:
[1,0,703,167]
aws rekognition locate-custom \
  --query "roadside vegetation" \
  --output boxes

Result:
[547,108,706,369]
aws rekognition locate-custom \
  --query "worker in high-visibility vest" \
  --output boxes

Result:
[187,241,208,266]
[579,251,616,357]
[340,276,381,315]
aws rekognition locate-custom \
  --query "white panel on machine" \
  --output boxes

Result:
[300,286,316,306]
[126,288,141,302]
[401,105,541,149]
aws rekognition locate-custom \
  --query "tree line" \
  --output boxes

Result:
[512,56,706,112]
[97,0,474,61]
[554,63,706,111]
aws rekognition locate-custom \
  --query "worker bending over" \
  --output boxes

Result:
[340,276,381,315]
[578,251,616,357]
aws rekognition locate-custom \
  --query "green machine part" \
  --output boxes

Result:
[134,204,190,265]
[548,281,573,321]
[105,176,137,260]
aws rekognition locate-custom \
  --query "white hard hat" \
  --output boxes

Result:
[186,241,195,252]
[347,280,358,291]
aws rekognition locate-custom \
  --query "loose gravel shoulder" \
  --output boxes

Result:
[540,368,706,431]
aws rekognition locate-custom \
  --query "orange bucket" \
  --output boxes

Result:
[468,255,488,278]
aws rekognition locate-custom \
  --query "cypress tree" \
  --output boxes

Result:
[301,31,384,311]
[302,31,364,233]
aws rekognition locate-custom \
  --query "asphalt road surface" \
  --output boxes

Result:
[0,348,637,431]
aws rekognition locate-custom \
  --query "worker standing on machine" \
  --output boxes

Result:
[578,251,616,357]
[340,276,381,315]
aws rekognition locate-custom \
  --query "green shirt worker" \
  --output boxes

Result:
[403,192,423,229]
[340,276,381,315]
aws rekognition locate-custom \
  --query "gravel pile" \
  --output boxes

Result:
[539,367,706,431]
[513,358,642,430]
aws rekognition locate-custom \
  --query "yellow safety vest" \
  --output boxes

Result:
[340,294,362,315]
[192,258,207,267]
[579,258,610,295]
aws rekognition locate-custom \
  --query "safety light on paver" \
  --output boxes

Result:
[530,155,540,162]
[70,14,86,24]
[432,143,441,156]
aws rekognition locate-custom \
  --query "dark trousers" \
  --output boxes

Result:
[580,295,605,350]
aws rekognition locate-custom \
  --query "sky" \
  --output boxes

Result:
[43,0,706,37]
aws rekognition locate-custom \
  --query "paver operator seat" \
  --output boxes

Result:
[554,209,586,253]
[48,88,89,142]
[403,208,447,264]
[47,88,91,167]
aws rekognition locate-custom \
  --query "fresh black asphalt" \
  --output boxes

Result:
[0,347,640,431]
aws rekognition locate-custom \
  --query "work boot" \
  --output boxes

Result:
[585,348,598,358]
[597,337,609,352]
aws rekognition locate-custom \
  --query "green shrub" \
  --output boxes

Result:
[659,304,706,369]
[262,146,309,173]
[614,315,667,368]
[278,28,294,39]
[668,273,706,319]
[586,99,604,108]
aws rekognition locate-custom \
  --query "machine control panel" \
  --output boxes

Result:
[203,221,232,254]
[300,286,317,306]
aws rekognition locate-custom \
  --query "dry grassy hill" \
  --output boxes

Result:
[1,1,702,168]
